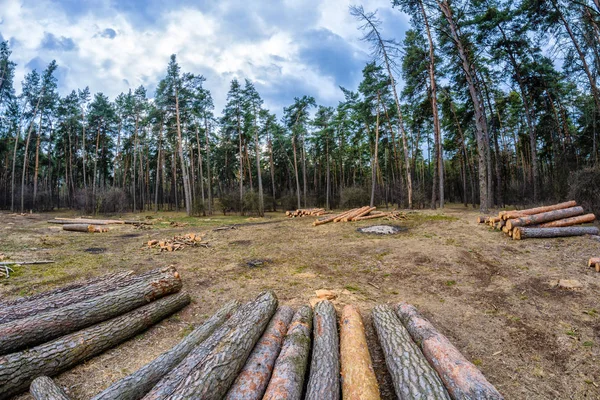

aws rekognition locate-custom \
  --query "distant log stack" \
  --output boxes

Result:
[478,201,598,241]
[286,208,326,217]
[314,207,406,226]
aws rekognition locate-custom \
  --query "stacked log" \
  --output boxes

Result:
[286,208,326,217]
[589,258,600,272]
[62,224,108,233]
[478,201,598,240]
[30,376,71,400]
[314,207,406,226]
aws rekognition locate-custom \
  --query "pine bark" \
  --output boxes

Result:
[30,376,71,400]
[0,292,190,400]
[340,305,381,400]
[372,304,450,399]
[537,213,596,228]
[0,266,182,355]
[263,305,313,400]
[396,303,503,399]
[92,300,240,400]
[306,300,341,400]
[505,206,584,230]
[501,200,577,220]
[167,292,278,399]
[225,305,294,400]
[513,226,599,240]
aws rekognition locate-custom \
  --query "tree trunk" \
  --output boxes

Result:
[33,111,43,208]
[10,116,21,212]
[154,122,163,212]
[370,96,381,208]
[30,376,71,400]
[305,300,341,400]
[293,134,301,209]
[263,305,313,400]
[0,267,182,355]
[82,108,87,189]
[92,121,101,209]
[195,126,205,212]
[225,306,294,400]
[396,303,503,399]
[92,300,240,400]
[21,94,44,212]
[340,305,380,400]
[0,292,190,400]
[537,213,596,227]
[268,127,276,211]
[506,206,584,230]
[255,123,264,216]
[204,117,213,215]
[174,88,192,216]
[167,292,277,399]
[513,226,599,240]
[238,112,244,214]
[62,224,107,233]
[372,304,450,399]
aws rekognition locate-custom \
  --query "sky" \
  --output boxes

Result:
[0,0,411,115]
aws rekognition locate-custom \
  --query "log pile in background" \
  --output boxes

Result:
[478,200,598,240]
[49,217,152,226]
[313,206,406,226]
[0,267,189,399]
[589,258,600,272]
[286,208,326,217]
[146,233,208,252]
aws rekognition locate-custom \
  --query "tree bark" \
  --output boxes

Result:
[538,213,596,227]
[263,305,313,400]
[167,292,278,399]
[21,92,44,212]
[513,226,599,240]
[174,88,192,216]
[204,116,213,215]
[92,300,240,400]
[33,111,43,208]
[501,200,577,220]
[30,376,71,400]
[0,292,190,400]
[225,306,294,400]
[372,304,450,399]
[305,300,340,400]
[506,206,584,230]
[61,224,107,232]
[0,267,182,355]
[396,303,503,400]
[10,114,21,211]
[370,95,381,208]
[340,305,380,400]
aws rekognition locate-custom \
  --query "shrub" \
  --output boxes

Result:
[569,167,600,216]
[340,186,370,208]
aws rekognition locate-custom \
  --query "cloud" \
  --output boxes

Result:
[40,32,77,51]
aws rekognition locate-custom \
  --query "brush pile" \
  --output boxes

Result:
[0,267,190,399]
[286,208,326,217]
[313,206,406,226]
[146,233,208,252]
[478,200,598,240]
[22,293,503,400]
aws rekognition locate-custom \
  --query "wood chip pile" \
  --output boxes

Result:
[478,200,598,240]
[313,206,406,226]
[0,267,190,399]
[146,233,208,252]
[286,208,327,217]
[10,290,502,400]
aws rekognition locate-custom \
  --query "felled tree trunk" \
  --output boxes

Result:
[62,224,108,233]
[340,305,380,400]
[500,200,577,220]
[0,268,170,324]
[350,207,376,221]
[263,305,313,400]
[305,300,340,400]
[0,267,182,355]
[372,304,450,400]
[506,206,584,230]
[396,303,503,399]
[30,376,71,400]
[225,305,294,400]
[92,300,240,400]
[0,292,190,400]
[538,213,596,227]
[168,292,278,399]
[513,226,599,240]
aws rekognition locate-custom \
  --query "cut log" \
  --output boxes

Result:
[92,299,240,400]
[334,208,359,223]
[305,300,340,400]
[167,291,278,399]
[340,305,380,400]
[0,268,173,323]
[225,305,295,400]
[0,266,182,355]
[513,226,599,240]
[372,304,450,400]
[477,216,490,223]
[501,201,577,220]
[350,207,376,221]
[314,209,354,226]
[0,292,190,400]
[53,218,125,224]
[30,376,71,400]
[342,206,370,222]
[263,305,313,400]
[506,206,584,230]
[396,303,503,399]
[353,213,386,221]
[62,224,108,233]
[538,213,596,228]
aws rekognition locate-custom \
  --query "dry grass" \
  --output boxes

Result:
[1,205,600,399]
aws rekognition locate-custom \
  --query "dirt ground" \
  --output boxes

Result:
[1,205,599,400]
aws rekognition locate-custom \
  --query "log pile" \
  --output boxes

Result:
[478,201,599,240]
[286,208,326,217]
[0,267,190,399]
[314,207,406,226]
[146,233,208,252]
[49,217,152,226]
[15,292,502,400]
[589,258,600,272]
